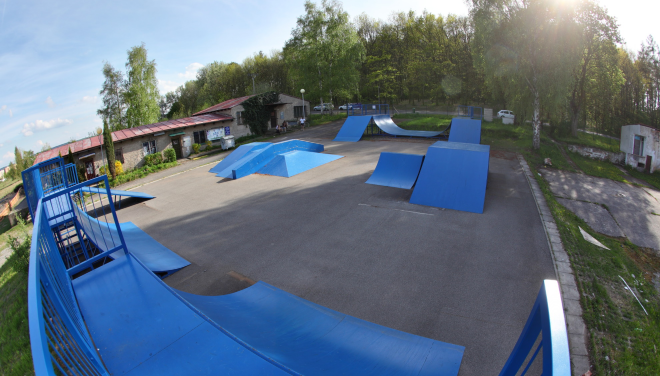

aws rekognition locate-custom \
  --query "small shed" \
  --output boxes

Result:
[620,124,660,172]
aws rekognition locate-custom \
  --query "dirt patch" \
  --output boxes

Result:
[490,149,517,160]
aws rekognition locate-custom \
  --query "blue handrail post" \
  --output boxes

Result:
[499,280,570,376]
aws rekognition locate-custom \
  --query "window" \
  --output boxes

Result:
[142,140,156,155]
[633,135,645,156]
[193,130,207,145]
[114,148,124,164]
[294,106,305,118]
[236,111,244,125]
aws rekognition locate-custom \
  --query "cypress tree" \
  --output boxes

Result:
[103,120,116,178]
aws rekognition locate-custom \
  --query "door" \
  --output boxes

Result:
[85,161,95,180]
[172,138,182,159]
[271,111,277,128]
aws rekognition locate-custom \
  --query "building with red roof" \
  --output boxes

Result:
[33,93,309,179]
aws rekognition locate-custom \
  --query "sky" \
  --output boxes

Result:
[0,0,658,167]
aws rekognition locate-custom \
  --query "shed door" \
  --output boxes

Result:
[633,135,645,156]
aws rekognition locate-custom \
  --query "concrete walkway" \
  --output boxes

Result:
[541,168,660,251]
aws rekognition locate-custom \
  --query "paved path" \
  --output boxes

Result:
[114,129,555,375]
[542,168,660,251]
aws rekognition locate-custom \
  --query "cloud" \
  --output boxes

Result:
[45,96,56,108]
[179,63,204,80]
[37,140,44,146]
[22,118,72,136]
[2,152,13,161]
[8,109,12,117]
[81,96,98,103]
[158,79,180,93]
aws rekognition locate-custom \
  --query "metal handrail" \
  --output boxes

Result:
[499,280,571,376]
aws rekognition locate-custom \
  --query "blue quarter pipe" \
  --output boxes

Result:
[333,116,374,142]
[448,118,482,144]
[366,152,425,189]
[410,142,490,213]
[372,115,446,138]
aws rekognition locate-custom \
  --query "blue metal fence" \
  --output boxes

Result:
[456,105,483,120]
[347,103,389,116]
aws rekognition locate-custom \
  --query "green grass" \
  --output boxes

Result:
[625,168,660,191]
[307,113,347,127]
[569,152,632,183]
[109,161,178,187]
[0,218,33,375]
[525,158,660,375]
[555,131,620,153]
[394,114,452,131]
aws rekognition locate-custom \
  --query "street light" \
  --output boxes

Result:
[300,89,305,121]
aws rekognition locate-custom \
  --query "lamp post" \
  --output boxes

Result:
[300,89,305,121]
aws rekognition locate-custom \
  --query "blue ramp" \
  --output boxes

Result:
[448,118,482,144]
[372,115,445,138]
[80,187,154,199]
[333,116,373,142]
[410,142,490,214]
[366,152,425,189]
[72,255,290,375]
[209,142,270,178]
[74,205,190,275]
[177,282,465,376]
[230,140,324,179]
[258,151,343,177]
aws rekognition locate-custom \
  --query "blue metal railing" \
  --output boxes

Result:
[347,103,389,116]
[456,105,483,120]
[28,198,109,375]
[499,280,571,376]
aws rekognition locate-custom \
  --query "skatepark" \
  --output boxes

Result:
[24,116,569,375]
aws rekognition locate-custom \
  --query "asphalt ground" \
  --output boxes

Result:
[114,126,555,375]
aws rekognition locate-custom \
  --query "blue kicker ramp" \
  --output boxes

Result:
[74,205,190,275]
[366,152,425,189]
[230,140,324,179]
[209,142,271,178]
[72,255,290,376]
[372,115,446,138]
[410,142,490,214]
[448,118,482,144]
[333,115,373,142]
[258,150,343,178]
[177,282,465,376]
[80,187,155,200]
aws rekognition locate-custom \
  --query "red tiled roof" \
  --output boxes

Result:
[193,95,254,116]
[34,113,232,165]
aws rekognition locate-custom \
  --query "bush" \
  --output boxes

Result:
[192,143,200,154]
[206,140,213,149]
[115,161,123,175]
[164,148,176,163]
[144,153,163,167]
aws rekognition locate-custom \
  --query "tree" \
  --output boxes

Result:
[284,0,365,114]
[14,147,23,171]
[40,142,52,152]
[65,147,75,166]
[567,0,620,136]
[472,0,581,149]
[124,43,161,128]
[98,62,127,131]
[102,120,116,178]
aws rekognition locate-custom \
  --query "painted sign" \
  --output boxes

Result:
[224,127,231,135]
[207,128,223,140]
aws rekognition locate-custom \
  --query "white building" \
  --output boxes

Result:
[620,124,660,173]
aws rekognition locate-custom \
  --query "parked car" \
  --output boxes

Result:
[338,104,351,110]
[313,103,334,111]
[497,110,515,120]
